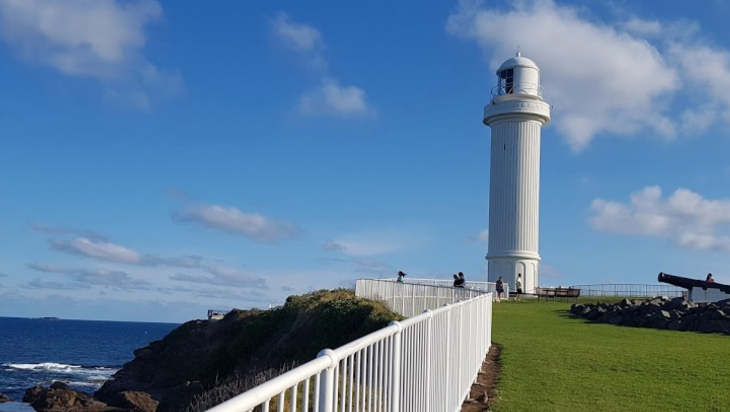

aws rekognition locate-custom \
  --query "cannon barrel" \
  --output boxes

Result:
[658,272,703,290]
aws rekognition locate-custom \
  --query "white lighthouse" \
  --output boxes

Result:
[484,53,550,294]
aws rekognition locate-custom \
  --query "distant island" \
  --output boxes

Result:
[38,317,60,320]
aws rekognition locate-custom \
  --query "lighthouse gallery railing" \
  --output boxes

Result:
[206,279,493,412]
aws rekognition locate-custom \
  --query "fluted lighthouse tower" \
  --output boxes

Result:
[484,53,550,294]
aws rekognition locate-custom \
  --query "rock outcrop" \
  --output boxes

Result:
[95,289,401,412]
[102,391,158,412]
[22,382,114,412]
[570,296,730,334]
[0,392,12,403]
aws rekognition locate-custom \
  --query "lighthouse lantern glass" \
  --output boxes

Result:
[498,68,514,95]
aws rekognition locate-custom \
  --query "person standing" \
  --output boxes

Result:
[453,273,465,288]
[495,276,504,302]
[514,274,523,301]
[397,271,406,283]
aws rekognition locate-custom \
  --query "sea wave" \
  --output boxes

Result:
[2,363,116,379]
[65,380,107,387]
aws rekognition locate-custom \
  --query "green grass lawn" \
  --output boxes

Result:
[491,298,730,412]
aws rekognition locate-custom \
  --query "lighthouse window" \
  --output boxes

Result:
[501,68,514,94]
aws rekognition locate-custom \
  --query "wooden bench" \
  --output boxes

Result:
[535,287,581,302]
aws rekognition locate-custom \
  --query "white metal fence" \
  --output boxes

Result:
[398,278,509,300]
[570,284,685,298]
[206,279,493,412]
[357,279,489,317]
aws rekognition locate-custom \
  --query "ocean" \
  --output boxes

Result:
[0,316,178,410]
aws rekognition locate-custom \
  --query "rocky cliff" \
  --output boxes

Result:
[92,289,400,412]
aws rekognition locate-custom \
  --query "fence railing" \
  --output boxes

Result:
[206,279,492,412]
[569,284,685,298]
[357,279,488,318]
[397,278,509,301]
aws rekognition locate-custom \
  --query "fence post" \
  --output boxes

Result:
[317,349,338,412]
[401,285,406,315]
[389,321,403,412]
[444,303,451,411]
[423,309,433,412]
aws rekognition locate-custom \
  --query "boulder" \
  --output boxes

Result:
[649,297,665,306]
[698,318,717,334]
[23,385,44,404]
[49,382,69,391]
[667,320,681,331]
[0,392,12,403]
[663,297,688,311]
[23,382,110,412]
[650,317,668,329]
[105,391,158,412]
[711,309,728,321]
[617,315,635,327]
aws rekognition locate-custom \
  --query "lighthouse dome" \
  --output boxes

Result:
[496,53,539,74]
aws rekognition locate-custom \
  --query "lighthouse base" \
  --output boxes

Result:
[487,257,538,294]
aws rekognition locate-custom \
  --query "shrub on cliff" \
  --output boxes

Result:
[210,288,401,378]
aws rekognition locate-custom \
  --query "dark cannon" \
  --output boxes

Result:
[657,272,702,290]
[658,272,730,293]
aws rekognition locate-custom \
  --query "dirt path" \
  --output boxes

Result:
[461,343,502,411]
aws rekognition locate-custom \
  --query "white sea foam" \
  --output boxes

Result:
[66,380,104,387]
[4,363,80,372]
[2,363,116,379]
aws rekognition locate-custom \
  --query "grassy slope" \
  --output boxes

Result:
[492,298,729,412]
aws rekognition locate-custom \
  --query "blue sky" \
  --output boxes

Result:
[2,0,730,322]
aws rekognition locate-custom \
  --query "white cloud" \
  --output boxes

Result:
[299,78,373,117]
[0,0,182,108]
[668,43,730,124]
[173,203,301,243]
[170,271,266,289]
[589,186,730,252]
[621,17,662,37]
[44,230,204,268]
[322,240,347,252]
[30,223,107,241]
[27,263,148,290]
[49,237,142,264]
[447,0,730,151]
[27,279,90,290]
[270,12,325,72]
[323,239,401,257]
[271,13,373,118]
[142,254,203,268]
[208,265,266,286]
